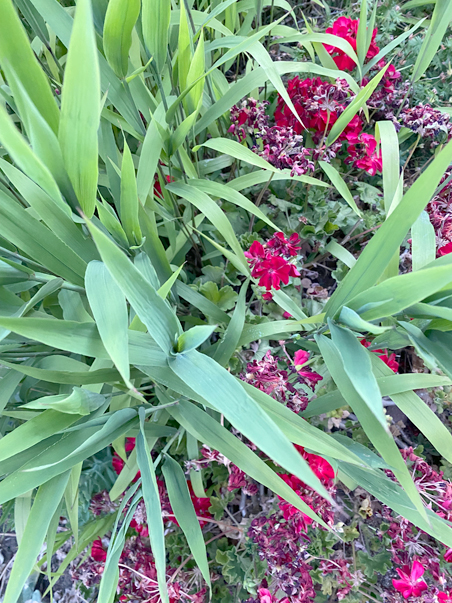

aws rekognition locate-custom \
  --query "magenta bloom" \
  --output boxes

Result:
[325,17,379,71]
[294,349,309,367]
[392,560,428,599]
[439,591,452,603]
[445,548,452,563]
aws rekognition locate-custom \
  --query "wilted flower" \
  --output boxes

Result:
[400,104,452,141]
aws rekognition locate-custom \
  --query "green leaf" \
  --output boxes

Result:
[412,211,436,271]
[136,407,168,603]
[162,454,211,589]
[86,260,132,387]
[347,262,452,321]
[176,325,217,353]
[327,65,389,144]
[167,181,249,274]
[21,387,105,415]
[375,121,400,215]
[0,0,59,133]
[412,0,452,82]
[188,179,278,230]
[167,398,328,525]
[194,138,327,188]
[316,333,428,522]
[324,137,452,317]
[329,321,387,430]
[356,0,368,68]
[338,306,389,334]
[59,0,100,218]
[3,472,70,603]
[185,29,205,115]
[168,350,330,500]
[120,140,143,246]
[103,0,140,78]
[319,161,362,217]
[371,354,452,465]
[214,279,247,366]
[86,219,181,353]
[178,0,191,92]
[142,0,171,74]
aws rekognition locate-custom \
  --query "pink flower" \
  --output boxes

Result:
[91,538,107,562]
[444,548,452,562]
[258,588,276,603]
[255,256,297,291]
[439,591,452,603]
[283,312,292,319]
[294,349,310,367]
[392,560,428,599]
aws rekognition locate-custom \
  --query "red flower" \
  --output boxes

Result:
[267,232,301,257]
[255,255,297,291]
[360,339,398,373]
[346,132,382,175]
[438,241,452,256]
[439,591,452,603]
[112,438,141,482]
[304,452,335,484]
[91,538,107,562]
[325,17,379,71]
[154,174,174,199]
[392,560,428,599]
[445,548,452,562]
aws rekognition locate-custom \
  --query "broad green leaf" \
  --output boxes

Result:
[175,281,230,324]
[356,0,368,68]
[194,138,327,187]
[162,454,211,588]
[280,32,359,74]
[0,0,59,133]
[340,463,452,547]
[412,211,436,271]
[0,317,167,366]
[176,325,217,353]
[21,387,105,415]
[185,30,205,114]
[316,333,428,521]
[324,137,452,317]
[214,280,247,366]
[371,354,452,465]
[168,349,330,500]
[375,121,400,215]
[327,65,389,144]
[178,0,191,92]
[103,0,140,78]
[325,240,357,269]
[329,321,387,430]
[0,368,23,414]
[0,190,86,286]
[136,104,166,203]
[0,102,63,206]
[3,472,70,603]
[167,398,328,525]
[14,491,32,546]
[142,0,171,74]
[30,0,144,134]
[120,140,143,246]
[64,462,82,549]
[136,408,168,603]
[86,260,131,386]
[319,161,362,217]
[303,372,452,418]
[188,179,278,229]
[363,19,426,74]
[348,262,452,321]
[86,219,181,353]
[59,0,100,218]
[412,0,452,82]
[167,181,249,273]
[338,306,388,335]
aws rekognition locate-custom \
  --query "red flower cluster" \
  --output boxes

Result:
[245,232,300,300]
[345,131,382,176]
[112,437,141,481]
[325,17,379,71]
[361,339,399,372]
[274,76,358,140]
[274,76,382,176]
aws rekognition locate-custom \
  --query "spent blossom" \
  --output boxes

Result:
[400,104,452,142]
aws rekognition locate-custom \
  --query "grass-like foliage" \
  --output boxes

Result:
[0,0,452,602]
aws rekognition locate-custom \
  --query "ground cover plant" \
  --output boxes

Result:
[2,0,452,602]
